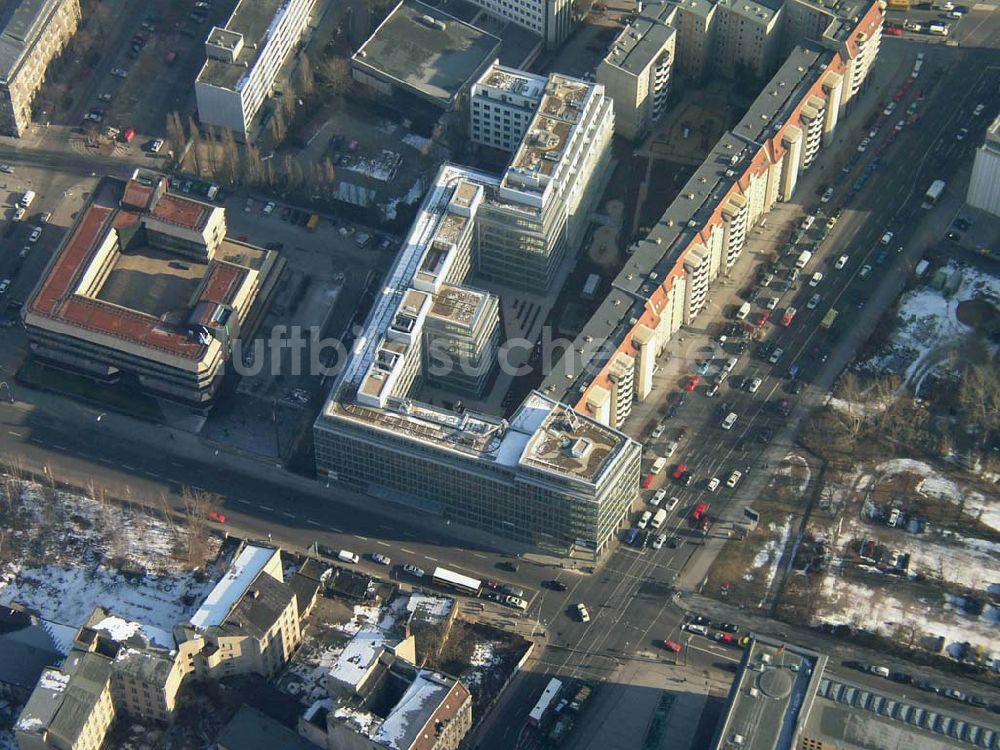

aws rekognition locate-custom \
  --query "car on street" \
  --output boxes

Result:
[719,622,740,633]
[825,216,837,230]
[875,251,888,265]
[747,377,762,393]
[544,579,568,591]
[401,564,425,578]
[768,347,784,364]
[888,671,912,684]
[859,264,872,279]
[714,632,734,645]
[207,510,226,523]
[706,477,720,492]
[263,201,276,215]
[915,680,941,694]
[504,596,527,610]
[27,227,41,243]
[685,375,700,391]
[39,211,51,224]
[661,639,682,652]
[726,470,742,488]
[650,423,665,439]
[835,254,849,269]
[690,615,710,626]
[809,272,823,287]
[956,128,968,141]
[820,187,834,203]
[500,583,524,597]
[577,603,591,622]
[807,293,821,310]
[945,231,961,241]
[0,279,10,296]
[110,67,128,78]
[370,553,391,566]
[0,163,13,173]
[882,102,896,116]
[879,231,894,245]
[651,534,666,550]
[944,688,966,702]
[973,103,985,117]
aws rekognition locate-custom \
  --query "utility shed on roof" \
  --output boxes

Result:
[218,705,317,750]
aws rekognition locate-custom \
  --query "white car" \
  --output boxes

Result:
[0,278,10,295]
[637,510,652,530]
[706,477,720,493]
[28,227,41,243]
[973,103,985,117]
[149,138,164,153]
[401,564,425,578]
[651,488,667,507]
[856,137,870,153]
[263,201,276,215]
[12,207,25,222]
[505,596,528,611]
[835,254,849,270]
[748,377,762,393]
[110,67,128,78]
[727,470,743,488]
[807,293,821,310]
[820,187,834,204]
[809,272,824,287]
[651,534,666,550]
[706,383,720,398]
[859,264,872,279]
[894,119,905,133]
[768,347,784,364]
[765,296,779,311]
[370,553,391,566]
[882,102,896,117]
[39,212,51,224]
[879,231,893,246]
[577,603,591,622]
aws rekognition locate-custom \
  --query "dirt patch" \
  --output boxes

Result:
[956,297,1000,331]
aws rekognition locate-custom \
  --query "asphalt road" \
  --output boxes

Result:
[0,27,996,750]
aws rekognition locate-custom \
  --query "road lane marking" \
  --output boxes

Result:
[143,471,160,479]
[376,541,390,547]
[237,499,251,505]
[259,505,274,511]
[424,555,438,562]
[121,464,136,471]
[306,519,321,526]
[7,430,21,437]
[473,553,487,559]
[329,526,343,533]
[355,534,368,541]
[401,548,416,554]
[282,512,296,519]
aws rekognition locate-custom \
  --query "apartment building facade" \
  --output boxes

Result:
[194,0,315,139]
[967,114,1000,217]
[540,1,884,429]
[0,0,80,136]
[466,0,575,47]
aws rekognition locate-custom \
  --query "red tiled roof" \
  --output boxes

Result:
[26,178,247,360]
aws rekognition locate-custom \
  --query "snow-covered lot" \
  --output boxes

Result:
[857,261,1000,386]
[0,481,221,633]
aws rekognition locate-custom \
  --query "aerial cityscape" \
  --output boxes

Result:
[0,0,997,747]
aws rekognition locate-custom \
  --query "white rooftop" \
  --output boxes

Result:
[188,545,276,630]
[374,670,452,749]
[328,626,391,691]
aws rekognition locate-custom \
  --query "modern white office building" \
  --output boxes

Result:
[968,114,1000,218]
[194,0,314,140]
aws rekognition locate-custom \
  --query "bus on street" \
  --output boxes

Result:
[528,678,563,726]
[922,179,946,209]
[431,567,482,596]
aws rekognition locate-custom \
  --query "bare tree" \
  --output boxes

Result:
[188,116,203,176]
[271,107,287,144]
[297,53,315,96]
[319,57,352,95]
[323,157,337,187]
[166,111,186,158]
[181,487,220,566]
[832,372,867,442]
[220,127,240,185]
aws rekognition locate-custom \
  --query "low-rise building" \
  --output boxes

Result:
[194,0,315,140]
[22,169,282,411]
[219,705,318,750]
[0,606,74,704]
[0,0,81,136]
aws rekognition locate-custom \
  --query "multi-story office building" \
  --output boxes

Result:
[22,170,281,411]
[423,285,501,396]
[470,65,546,152]
[315,164,639,558]
[194,0,314,140]
[467,0,575,48]
[474,65,614,294]
[0,0,80,136]
[597,3,677,141]
[968,114,1000,217]
[541,0,884,428]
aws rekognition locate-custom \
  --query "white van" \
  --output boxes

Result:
[686,623,708,636]
[721,412,738,430]
[800,215,816,231]
[928,22,948,35]
[736,302,752,320]
[795,250,813,270]
[725,357,739,373]
[337,550,360,564]
[19,190,35,208]
[650,457,668,475]
[637,510,653,529]
[650,508,668,530]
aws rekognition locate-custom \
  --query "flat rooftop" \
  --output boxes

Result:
[188,544,276,631]
[426,284,488,328]
[97,248,207,317]
[603,10,676,77]
[0,0,60,82]
[712,637,825,750]
[479,65,545,98]
[197,0,289,91]
[510,75,592,180]
[353,0,501,107]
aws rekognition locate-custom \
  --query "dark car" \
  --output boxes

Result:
[544,580,568,591]
[786,381,804,395]
[497,560,519,572]
[757,427,773,444]
[953,218,971,231]
[690,614,710,626]
[317,544,337,558]
[875,251,889,265]
[499,583,524,597]
[965,694,986,708]
[719,622,740,633]
[888,671,912,684]
[945,231,961,242]
[915,680,941,694]
[482,579,503,591]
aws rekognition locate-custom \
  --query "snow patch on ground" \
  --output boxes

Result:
[463,642,499,687]
[751,517,792,597]
[875,457,998,531]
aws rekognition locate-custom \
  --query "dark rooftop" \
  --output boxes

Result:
[218,705,316,750]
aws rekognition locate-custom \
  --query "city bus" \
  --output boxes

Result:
[820,309,839,329]
[431,566,482,596]
[922,179,945,209]
[528,678,563,727]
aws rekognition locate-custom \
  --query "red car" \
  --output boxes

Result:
[691,502,708,521]
[641,473,656,489]
[122,127,136,143]
[672,463,688,480]
[207,510,226,523]
[662,639,682,653]
[754,312,770,327]
[714,632,734,645]
[685,375,700,391]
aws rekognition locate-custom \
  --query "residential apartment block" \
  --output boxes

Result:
[967,114,1000,217]
[300,629,472,750]
[14,544,306,750]
[22,169,282,411]
[544,1,885,429]
[467,0,575,48]
[194,0,314,140]
[600,0,881,140]
[0,0,80,136]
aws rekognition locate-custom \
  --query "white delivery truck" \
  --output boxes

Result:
[19,190,35,208]
[650,508,668,530]
[337,550,360,564]
[795,249,813,269]
[736,302,752,320]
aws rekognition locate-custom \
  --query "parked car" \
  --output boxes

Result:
[27,227,41,243]
[370,553,391,566]
[576,603,590,622]
[149,138,164,153]
[544,580,568,591]
[504,596,527,610]
[401,564,425,578]
[263,201,276,215]
[206,510,226,523]
[38,211,51,224]
[661,639,682,652]
[110,67,128,78]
